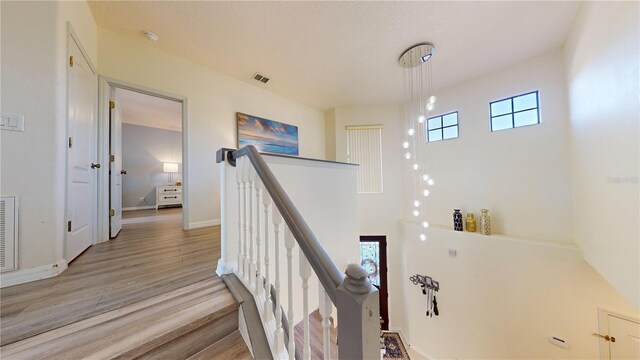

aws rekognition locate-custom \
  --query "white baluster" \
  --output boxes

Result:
[285,227,296,360]
[248,167,256,288]
[236,157,244,276]
[273,206,285,354]
[299,249,312,360]
[319,284,333,360]
[254,178,262,297]
[263,189,273,321]
[241,158,249,279]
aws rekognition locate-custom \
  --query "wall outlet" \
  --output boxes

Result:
[139,197,145,202]
[448,249,457,257]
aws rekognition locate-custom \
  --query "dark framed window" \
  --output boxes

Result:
[490,91,540,131]
[427,111,459,142]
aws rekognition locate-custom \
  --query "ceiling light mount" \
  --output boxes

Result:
[398,43,435,68]
[142,31,159,42]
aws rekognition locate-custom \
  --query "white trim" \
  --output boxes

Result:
[188,219,221,229]
[97,76,189,241]
[0,258,67,288]
[123,206,157,211]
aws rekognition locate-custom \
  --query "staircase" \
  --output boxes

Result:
[1,277,251,359]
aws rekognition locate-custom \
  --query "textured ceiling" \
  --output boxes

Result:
[90,1,581,110]
[116,88,182,132]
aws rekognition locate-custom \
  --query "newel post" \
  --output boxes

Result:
[336,263,380,360]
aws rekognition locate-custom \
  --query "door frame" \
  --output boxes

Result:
[65,23,98,260]
[597,307,640,359]
[97,76,189,243]
[360,235,389,330]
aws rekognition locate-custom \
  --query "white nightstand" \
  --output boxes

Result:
[156,185,182,209]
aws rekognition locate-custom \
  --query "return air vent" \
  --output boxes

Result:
[0,196,18,272]
[253,72,270,84]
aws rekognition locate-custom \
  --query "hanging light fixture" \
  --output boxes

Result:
[399,43,436,242]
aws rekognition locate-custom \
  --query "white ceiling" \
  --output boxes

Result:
[90,1,581,111]
[116,88,182,132]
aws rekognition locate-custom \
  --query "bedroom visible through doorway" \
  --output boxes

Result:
[109,87,184,236]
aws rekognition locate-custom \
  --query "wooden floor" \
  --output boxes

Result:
[0,218,222,348]
[123,207,183,224]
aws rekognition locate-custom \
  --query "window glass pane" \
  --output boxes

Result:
[491,114,513,131]
[427,117,441,130]
[360,242,380,287]
[428,129,442,142]
[443,125,458,139]
[442,113,458,127]
[514,109,539,127]
[514,92,537,112]
[491,99,512,116]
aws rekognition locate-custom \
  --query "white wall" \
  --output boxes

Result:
[400,222,638,359]
[1,1,97,276]
[98,28,326,229]
[564,1,640,309]
[330,105,406,330]
[416,49,574,243]
[121,124,182,208]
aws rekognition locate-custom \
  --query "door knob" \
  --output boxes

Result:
[592,333,616,342]
[91,163,101,169]
[120,170,127,175]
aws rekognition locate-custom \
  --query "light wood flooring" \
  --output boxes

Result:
[0,218,248,359]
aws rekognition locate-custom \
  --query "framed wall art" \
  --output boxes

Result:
[236,112,299,156]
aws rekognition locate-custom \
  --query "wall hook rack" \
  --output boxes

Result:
[410,274,440,317]
[409,274,439,291]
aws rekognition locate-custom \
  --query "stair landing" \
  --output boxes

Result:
[0,218,249,359]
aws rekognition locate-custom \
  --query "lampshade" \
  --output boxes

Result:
[163,163,179,173]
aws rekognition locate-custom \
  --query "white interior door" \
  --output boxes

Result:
[66,36,97,261]
[609,314,640,360]
[109,88,123,238]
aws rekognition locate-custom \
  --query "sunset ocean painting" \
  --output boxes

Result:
[237,113,299,155]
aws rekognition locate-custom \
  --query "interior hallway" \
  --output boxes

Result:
[0,219,222,349]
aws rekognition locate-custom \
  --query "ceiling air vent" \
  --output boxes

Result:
[253,73,270,84]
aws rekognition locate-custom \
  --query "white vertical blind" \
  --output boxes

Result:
[346,125,383,193]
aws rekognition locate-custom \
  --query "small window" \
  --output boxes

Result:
[427,111,459,142]
[490,91,540,131]
[346,125,383,193]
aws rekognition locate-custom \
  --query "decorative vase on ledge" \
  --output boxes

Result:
[453,209,463,231]
[479,209,491,235]
[466,213,477,232]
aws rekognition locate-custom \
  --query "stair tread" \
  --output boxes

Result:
[1,277,237,359]
[187,331,252,360]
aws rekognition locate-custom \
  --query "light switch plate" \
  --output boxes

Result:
[1,114,25,132]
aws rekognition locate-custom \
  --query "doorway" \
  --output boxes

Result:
[597,308,640,359]
[360,235,389,330]
[98,78,188,242]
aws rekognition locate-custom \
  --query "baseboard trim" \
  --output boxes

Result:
[123,206,156,211]
[188,219,221,229]
[0,258,67,288]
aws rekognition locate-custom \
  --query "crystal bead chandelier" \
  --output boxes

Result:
[399,43,436,241]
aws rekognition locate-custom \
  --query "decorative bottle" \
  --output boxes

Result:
[465,213,477,232]
[479,209,491,235]
[453,209,463,231]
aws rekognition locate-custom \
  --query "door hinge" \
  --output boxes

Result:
[110,154,115,162]
[69,56,74,67]
[67,221,72,232]
[68,137,73,148]
[110,209,115,217]
[109,101,115,109]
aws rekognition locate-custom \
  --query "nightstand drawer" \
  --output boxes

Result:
[158,186,182,194]
[159,193,182,202]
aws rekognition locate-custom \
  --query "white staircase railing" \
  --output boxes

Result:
[216,146,380,360]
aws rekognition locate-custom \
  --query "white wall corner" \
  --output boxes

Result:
[0,258,68,288]
[216,259,233,276]
[187,219,221,229]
